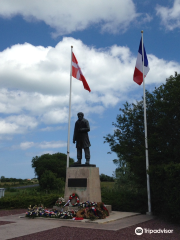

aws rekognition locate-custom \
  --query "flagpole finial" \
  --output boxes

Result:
[141,30,143,33]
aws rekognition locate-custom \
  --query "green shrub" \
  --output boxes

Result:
[150,163,180,223]
[5,187,19,192]
[39,170,64,191]
[101,186,147,213]
[0,194,60,209]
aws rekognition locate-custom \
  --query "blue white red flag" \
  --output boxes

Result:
[133,38,150,85]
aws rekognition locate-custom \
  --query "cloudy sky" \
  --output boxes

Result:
[0,0,180,179]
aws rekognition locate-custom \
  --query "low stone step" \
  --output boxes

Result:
[53,204,112,213]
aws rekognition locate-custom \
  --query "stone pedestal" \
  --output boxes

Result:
[53,205,112,213]
[64,167,101,203]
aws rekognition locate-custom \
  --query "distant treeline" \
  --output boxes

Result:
[100,174,114,182]
[0,176,37,183]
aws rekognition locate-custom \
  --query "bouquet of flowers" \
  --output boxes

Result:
[79,201,97,209]
[26,205,77,219]
[26,205,44,219]
[59,210,77,219]
[55,197,65,207]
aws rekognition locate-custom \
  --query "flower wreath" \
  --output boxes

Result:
[69,193,80,205]
[64,193,80,206]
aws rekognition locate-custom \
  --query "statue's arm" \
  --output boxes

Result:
[80,120,90,132]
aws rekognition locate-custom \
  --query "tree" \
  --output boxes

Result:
[104,99,147,187]
[104,74,180,221]
[0,176,5,182]
[104,74,180,187]
[31,152,74,182]
[39,170,64,191]
[114,162,138,188]
[100,174,114,182]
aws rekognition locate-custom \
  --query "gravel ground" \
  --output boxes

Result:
[0,209,27,217]
[0,209,26,226]
[0,221,15,226]
[1,209,180,240]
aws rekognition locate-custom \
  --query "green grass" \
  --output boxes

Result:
[4,187,38,197]
[1,186,64,209]
[4,182,115,197]
[4,186,63,198]
[100,181,115,189]
[1,182,148,213]
[0,181,38,188]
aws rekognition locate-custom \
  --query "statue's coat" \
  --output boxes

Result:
[73,118,91,149]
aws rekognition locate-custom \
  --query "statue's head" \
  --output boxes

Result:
[77,112,84,121]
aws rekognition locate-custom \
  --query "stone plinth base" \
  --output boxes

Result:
[64,167,101,203]
[70,163,96,167]
[53,205,112,213]
[53,206,78,212]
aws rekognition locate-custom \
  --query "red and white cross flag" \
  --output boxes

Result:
[72,52,91,92]
[67,48,91,168]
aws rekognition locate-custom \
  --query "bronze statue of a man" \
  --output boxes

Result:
[73,112,91,165]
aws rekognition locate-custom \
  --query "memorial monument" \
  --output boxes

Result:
[71,112,95,167]
[64,112,101,203]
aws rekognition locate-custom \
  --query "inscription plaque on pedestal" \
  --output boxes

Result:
[64,167,102,203]
[68,178,87,187]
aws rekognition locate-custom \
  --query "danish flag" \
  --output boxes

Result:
[72,52,91,92]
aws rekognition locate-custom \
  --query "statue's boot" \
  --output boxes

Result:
[85,159,90,165]
[75,159,81,164]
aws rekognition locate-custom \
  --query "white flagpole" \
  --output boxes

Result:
[67,46,73,168]
[141,30,152,214]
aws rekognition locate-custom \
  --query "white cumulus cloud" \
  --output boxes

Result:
[0,0,138,36]
[0,37,179,135]
[156,0,180,30]
[18,140,66,150]
[20,142,35,150]
[0,115,38,134]
[38,141,66,149]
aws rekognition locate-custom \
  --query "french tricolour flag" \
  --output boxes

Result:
[133,38,150,85]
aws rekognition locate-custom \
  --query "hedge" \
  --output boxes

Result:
[101,187,147,213]
[0,194,59,209]
[149,163,180,223]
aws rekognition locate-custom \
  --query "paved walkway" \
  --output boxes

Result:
[0,211,154,240]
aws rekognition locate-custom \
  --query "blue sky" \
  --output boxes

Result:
[0,0,180,179]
